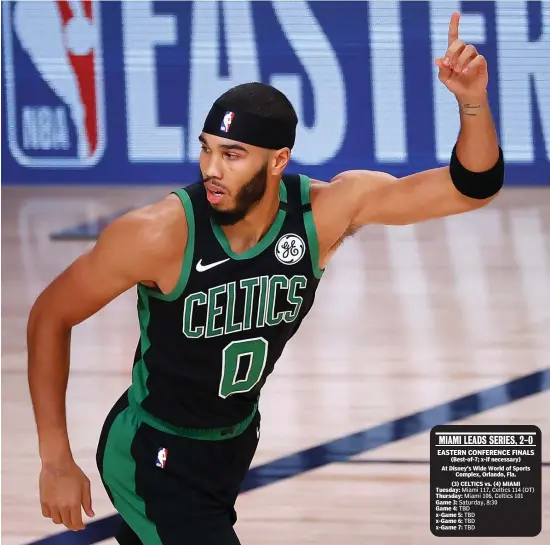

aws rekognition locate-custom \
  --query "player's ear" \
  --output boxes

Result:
[269,148,290,177]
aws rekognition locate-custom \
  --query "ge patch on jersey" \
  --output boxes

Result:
[275,234,305,265]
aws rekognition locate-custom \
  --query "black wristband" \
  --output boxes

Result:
[449,144,505,199]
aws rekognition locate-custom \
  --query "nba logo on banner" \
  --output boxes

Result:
[3,0,106,167]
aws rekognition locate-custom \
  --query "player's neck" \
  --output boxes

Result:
[219,181,281,254]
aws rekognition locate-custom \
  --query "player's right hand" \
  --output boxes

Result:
[39,459,95,531]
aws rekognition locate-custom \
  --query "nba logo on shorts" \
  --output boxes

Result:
[3,0,106,167]
[220,111,235,133]
[156,448,168,469]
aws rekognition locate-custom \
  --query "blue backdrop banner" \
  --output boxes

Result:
[2,0,549,186]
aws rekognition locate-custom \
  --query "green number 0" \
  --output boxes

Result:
[218,337,268,399]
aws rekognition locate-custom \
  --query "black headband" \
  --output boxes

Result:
[202,101,296,150]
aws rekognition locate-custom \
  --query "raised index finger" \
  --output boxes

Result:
[448,11,460,47]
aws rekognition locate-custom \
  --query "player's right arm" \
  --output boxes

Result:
[27,194,187,531]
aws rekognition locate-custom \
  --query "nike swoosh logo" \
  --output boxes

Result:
[196,258,230,272]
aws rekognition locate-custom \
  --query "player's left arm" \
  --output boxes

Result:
[332,12,504,229]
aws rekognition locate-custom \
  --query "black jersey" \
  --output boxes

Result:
[127,173,324,430]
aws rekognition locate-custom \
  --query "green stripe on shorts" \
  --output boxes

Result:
[102,407,162,545]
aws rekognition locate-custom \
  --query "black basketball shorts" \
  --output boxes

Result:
[96,391,260,545]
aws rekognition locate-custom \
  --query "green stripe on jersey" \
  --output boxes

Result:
[140,187,196,301]
[299,174,324,279]
[130,285,153,406]
[129,188,195,406]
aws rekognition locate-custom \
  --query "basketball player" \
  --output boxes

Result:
[27,13,504,544]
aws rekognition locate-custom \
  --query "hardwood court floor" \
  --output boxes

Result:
[2,184,549,545]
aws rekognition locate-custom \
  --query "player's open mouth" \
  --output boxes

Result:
[205,183,226,204]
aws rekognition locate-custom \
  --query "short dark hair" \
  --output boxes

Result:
[215,82,298,127]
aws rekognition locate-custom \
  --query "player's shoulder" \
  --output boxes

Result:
[97,192,188,260]
[110,192,185,233]
[132,192,186,225]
